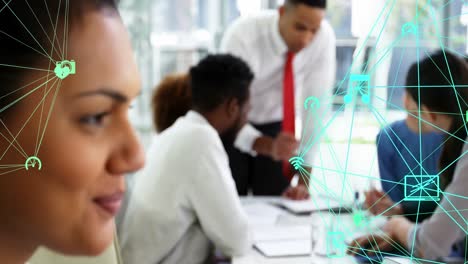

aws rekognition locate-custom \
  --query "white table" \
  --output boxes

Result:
[233,196,384,264]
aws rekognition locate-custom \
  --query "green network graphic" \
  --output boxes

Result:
[0,0,74,175]
[288,1,468,263]
[0,0,467,263]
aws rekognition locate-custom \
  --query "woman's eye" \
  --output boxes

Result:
[79,112,110,127]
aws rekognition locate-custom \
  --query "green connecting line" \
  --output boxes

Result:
[0,30,55,61]
[375,95,468,144]
[0,78,59,161]
[35,79,62,155]
[1,0,55,62]
[295,1,468,261]
[0,0,13,14]
[370,105,431,176]
[1,0,467,262]
[0,118,28,158]
[0,0,73,178]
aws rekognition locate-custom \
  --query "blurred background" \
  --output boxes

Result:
[118,0,467,197]
[119,0,467,146]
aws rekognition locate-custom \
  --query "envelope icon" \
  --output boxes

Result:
[404,175,440,201]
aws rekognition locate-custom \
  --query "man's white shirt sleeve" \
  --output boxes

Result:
[187,132,253,256]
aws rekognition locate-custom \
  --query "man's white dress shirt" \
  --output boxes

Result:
[120,111,252,264]
[221,10,336,163]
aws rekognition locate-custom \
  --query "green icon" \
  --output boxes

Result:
[353,210,366,227]
[289,156,304,170]
[304,96,320,110]
[326,231,346,258]
[404,175,440,201]
[25,156,42,171]
[401,22,417,36]
[54,60,76,79]
[345,74,370,105]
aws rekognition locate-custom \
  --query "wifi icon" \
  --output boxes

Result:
[289,156,304,170]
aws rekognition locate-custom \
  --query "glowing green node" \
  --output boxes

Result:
[304,96,320,110]
[54,60,76,80]
[353,210,366,227]
[361,94,370,104]
[401,22,417,36]
[25,156,42,171]
[326,231,346,258]
[343,94,352,104]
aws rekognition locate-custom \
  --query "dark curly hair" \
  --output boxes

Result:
[189,54,254,112]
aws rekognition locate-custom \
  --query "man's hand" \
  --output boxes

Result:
[271,132,298,161]
[282,184,310,200]
[365,189,403,217]
[252,132,298,161]
[347,217,413,256]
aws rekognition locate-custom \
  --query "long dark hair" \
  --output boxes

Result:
[0,0,119,117]
[405,50,468,187]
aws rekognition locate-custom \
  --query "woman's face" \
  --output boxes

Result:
[404,91,452,133]
[0,11,145,255]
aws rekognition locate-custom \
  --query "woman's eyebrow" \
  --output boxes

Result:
[75,88,132,103]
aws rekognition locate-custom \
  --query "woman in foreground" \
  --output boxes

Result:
[0,1,145,263]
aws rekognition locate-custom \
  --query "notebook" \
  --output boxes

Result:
[253,225,310,242]
[254,239,311,258]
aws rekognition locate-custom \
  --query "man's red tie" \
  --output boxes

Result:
[282,52,295,181]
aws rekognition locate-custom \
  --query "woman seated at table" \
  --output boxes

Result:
[365,69,445,222]
[0,1,145,263]
[349,50,468,260]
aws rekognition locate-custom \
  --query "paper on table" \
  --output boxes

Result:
[382,257,414,264]
[243,202,284,226]
[254,239,311,258]
[273,198,351,214]
[253,225,310,242]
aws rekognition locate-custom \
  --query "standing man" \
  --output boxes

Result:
[221,0,336,197]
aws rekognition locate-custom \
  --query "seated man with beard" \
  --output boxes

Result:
[120,54,253,264]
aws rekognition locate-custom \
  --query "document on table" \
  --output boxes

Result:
[254,239,311,258]
[252,225,319,258]
[243,202,284,226]
[272,198,352,214]
[253,225,310,242]
[382,257,414,264]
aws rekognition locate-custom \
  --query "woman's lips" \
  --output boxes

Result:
[93,192,124,216]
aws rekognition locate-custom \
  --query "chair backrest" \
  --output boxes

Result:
[29,235,123,264]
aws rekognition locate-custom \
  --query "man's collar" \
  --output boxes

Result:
[270,12,288,56]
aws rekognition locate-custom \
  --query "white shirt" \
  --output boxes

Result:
[120,111,252,264]
[407,138,468,260]
[221,10,336,162]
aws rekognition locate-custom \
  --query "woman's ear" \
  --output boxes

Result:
[420,105,437,126]
[403,92,417,113]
